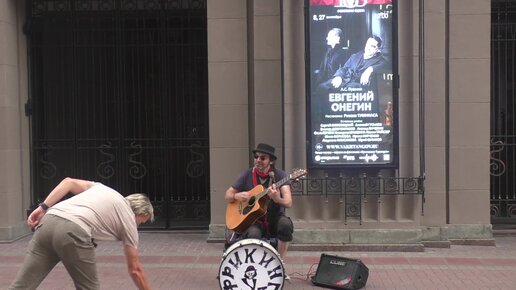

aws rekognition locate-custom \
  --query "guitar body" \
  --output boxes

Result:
[226,184,269,234]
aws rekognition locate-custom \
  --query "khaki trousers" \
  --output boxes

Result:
[8,214,99,290]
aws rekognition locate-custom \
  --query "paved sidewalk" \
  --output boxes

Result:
[2,232,516,289]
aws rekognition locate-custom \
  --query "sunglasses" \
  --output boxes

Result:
[254,155,268,161]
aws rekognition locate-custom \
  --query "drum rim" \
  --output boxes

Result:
[223,238,279,258]
[217,238,285,288]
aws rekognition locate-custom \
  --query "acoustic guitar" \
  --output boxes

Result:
[226,168,307,234]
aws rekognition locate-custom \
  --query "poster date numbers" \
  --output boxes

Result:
[313,14,326,21]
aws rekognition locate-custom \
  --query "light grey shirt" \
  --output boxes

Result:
[48,182,139,248]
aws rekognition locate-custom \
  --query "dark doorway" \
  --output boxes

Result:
[491,0,516,226]
[27,0,209,230]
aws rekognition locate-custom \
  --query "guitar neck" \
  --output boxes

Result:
[274,175,291,188]
[255,175,291,200]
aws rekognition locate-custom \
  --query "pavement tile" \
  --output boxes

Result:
[446,257,480,265]
[0,256,24,263]
[408,257,447,265]
[142,256,166,263]
[480,258,516,266]
[161,256,197,263]
[371,256,410,264]
[197,256,222,263]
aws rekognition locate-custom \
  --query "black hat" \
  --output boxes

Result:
[252,143,277,160]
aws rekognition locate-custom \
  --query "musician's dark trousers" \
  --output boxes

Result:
[241,215,294,243]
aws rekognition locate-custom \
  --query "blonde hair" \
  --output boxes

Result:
[125,193,155,222]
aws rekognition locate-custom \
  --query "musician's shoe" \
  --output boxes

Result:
[285,274,290,281]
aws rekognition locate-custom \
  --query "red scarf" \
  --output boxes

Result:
[252,167,272,186]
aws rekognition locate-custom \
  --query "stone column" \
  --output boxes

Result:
[0,0,31,242]
[208,0,249,237]
[447,0,491,238]
[249,0,283,164]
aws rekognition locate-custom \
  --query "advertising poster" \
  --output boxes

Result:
[307,0,398,167]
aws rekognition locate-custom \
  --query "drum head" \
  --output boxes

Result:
[218,238,285,290]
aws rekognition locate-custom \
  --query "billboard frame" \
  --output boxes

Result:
[304,0,400,170]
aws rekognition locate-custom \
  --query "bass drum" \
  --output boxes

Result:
[218,238,285,290]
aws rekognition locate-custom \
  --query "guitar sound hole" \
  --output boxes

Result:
[248,197,256,206]
[242,197,256,215]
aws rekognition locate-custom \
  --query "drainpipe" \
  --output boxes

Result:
[444,0,450,224]
[419,0,426,215]
[280,0,285,169]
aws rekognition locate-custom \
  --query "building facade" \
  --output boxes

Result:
[1,0,492,247]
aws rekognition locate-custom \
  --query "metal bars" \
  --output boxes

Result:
[290,176,424,223]
[490,0,516,224]
[28,0,209,229]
